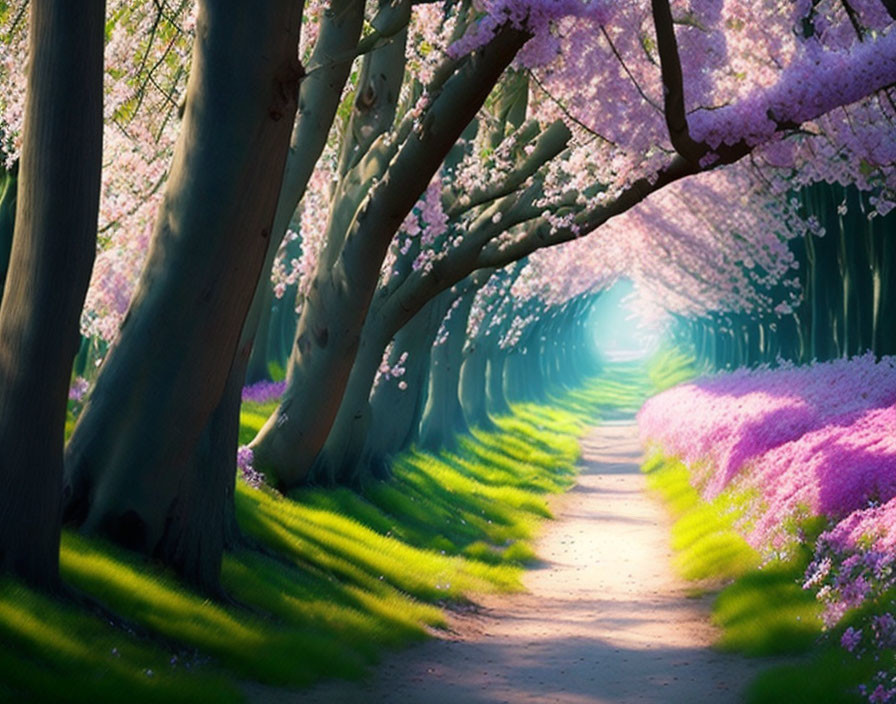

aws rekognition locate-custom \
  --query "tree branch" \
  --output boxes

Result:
[446,119,572,218]
[340,23,531,287]
[651,0,706,165]
[476,154,699,268]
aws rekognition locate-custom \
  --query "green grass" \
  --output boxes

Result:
[642,454,761,582]
[746,647,872,704]
[5,362,654,701]
[645,347,698,393]
[0,577,239,703]
[744,581,896,703]
[643,449,894,704]
[60,532,376,687]
[267,361,286,382]
[237,399,279,445]
[642,454,826,656]
[713,559,823,655]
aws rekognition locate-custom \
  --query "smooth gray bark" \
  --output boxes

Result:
[485,352,510,416]
[460,336,493,430]
[363,291,454,475]
[417,284,480,451]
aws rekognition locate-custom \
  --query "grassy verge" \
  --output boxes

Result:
[641,454,763,584]
[643,453,890,703]
[645,346,697,393]
[4,364,646,702]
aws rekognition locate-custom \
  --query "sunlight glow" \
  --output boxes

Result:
[587,280,665,361]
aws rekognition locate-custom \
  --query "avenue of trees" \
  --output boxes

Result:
[0,0,894,594]
[677,182,896,369]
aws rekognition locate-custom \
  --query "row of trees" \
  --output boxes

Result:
[677,182,896,369]
[1,0,894,593]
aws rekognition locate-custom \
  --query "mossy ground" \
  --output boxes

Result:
[4,361,652,702]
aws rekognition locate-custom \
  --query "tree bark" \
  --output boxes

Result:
[238,0,367,390]
[363,293,452,476]
[63,0,302,590]
[874,205,896,356]
[507,315,546,402]
[311,267,491,484]
[485,351,510,416]
[418,280,481,451]
[182,0,365,522]
[460,337,493,429]
[245,283,275,384]
[304,316,390,486]
[0,0,104,588]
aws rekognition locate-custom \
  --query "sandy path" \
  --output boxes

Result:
[247,420,766,703]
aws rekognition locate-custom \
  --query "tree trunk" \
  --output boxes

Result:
[183,0,365,521]
[874,206,896,356]
[226,0,366,392]
[485,348,510,416]
[418,286,478,451]
[304,317,389,486]
[525,319,550,401]
[505,346,537,402]
[250,25,530,489]
[63,0,302,590]
[843,191,872,354]
[460,337,493,429]
[0,0,104,589]
[245,283,275,384]
[162,344,246,591]
[312,269,489,482]
[363,294,451,475]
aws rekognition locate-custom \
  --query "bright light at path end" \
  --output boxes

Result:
[587,280,664,361]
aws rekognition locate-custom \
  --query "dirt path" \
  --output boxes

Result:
[248,420,767,703]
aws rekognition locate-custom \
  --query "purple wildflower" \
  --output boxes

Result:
[869,684,892,704]
[872,613,896,648]
[241,380,287,404]
[841,627,862,653]
[237,445,265,489]
[68,376,90,402]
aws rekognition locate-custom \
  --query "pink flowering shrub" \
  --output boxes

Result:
[806,497,896,647]
[805,540,895,626]
[638,353,896,499]
[746,405,896,548]
[639,354,896,547]
[824,497,896,556]
[639,353,896,703]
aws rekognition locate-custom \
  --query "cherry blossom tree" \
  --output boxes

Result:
[248,1,563,486]
[678,180,896,370]
[249,0,896,488]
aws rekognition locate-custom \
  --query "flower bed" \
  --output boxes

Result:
[638,354,896,703]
